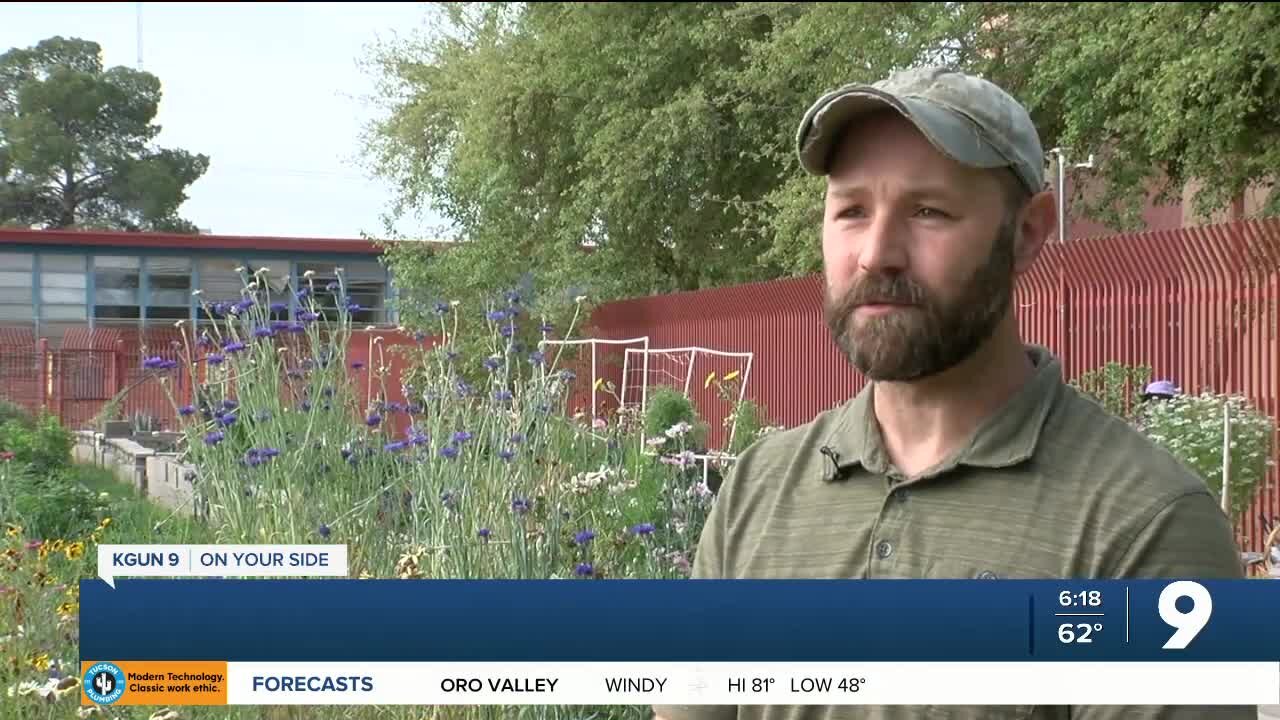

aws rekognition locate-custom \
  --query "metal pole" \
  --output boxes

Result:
[1222,402,1232,516]
[1057,149,1067,244]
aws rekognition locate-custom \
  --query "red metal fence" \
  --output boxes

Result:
[587,218,1280,552]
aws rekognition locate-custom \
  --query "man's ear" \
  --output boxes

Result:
[1013,190,1057,274]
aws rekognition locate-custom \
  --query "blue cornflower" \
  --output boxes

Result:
[325,281,339,293]
[233,298,254,314]
[528,351,545,365]
[630,523,656,536]
[142,356,169,370]
[560,369,576,382]
[511,497,531,515]
[478,528,491,541]
[318,524,330,539]
[204,431,224,446]
[206,352,225,365]
[351,360,365,370]
[494,390,513,403]
[434,301,450,315]
[288,321,306,333]
[299,310,319,322]
[216,412,237,427]
[345,302,361,313]
[224,341,247,353]
[452,430,472,444]
[575,563,594,577]
[510,433,526,445]
[500,325,514,338]
[365,413,382,427]
[222,399,239,411]
[497,448,515,462]
[384,440,409,453]
[483,356,501,372]
[253,326,274,339]
[573,529,595,546]
[487,309,507,322]
[296,287,310,300]
[178,405,195,417]
[270,302,288,314]
[440,444,459,460]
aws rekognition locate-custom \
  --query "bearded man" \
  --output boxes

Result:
[652,67,1249,720]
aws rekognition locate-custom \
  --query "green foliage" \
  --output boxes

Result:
[0,35,210,231]
[0,412,72,475]
[1140,392,1277,523]
[727,398,767,455]
[2,462,105,540]
[0,397,33,428]
[366,3,1278,306]
[961,2,1280,229]
[1072,362,1152,421]
[644,386,707,446]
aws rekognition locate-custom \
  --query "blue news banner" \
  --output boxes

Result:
[80,579,1276,662]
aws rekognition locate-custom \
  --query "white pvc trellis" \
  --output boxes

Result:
[538,336,651,418]
[622,345,754,452]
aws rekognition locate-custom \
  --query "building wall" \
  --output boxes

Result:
[0,244,397,346]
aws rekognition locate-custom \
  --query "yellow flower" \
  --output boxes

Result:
[64,542,85,560]
[99,517,112,529]
[57,601,77,618]
[704,371,716,389]
[29,652,49,672]
[593,378,603,391]
[4,524,19,538]
[723,370,740,382]
[49,539,65,553]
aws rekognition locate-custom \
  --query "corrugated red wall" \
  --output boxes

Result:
[587,218,1280,552]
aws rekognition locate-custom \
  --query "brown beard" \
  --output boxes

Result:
[824,217,1017,382]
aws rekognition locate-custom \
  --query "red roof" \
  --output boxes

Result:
[0,227,450,255]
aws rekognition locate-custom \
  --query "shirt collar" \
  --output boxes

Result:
[820,345,1064,481]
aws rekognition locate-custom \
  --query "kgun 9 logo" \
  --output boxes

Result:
[1158,580,1213,650]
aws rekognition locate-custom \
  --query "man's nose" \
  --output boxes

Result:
[856,213,909,275]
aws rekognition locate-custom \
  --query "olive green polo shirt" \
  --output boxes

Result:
[653,346,1250,720]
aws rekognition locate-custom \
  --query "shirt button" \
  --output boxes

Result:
[875,541,893,559]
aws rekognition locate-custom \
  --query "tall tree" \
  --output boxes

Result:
[365,2,1280,320]
[0,36,210,232]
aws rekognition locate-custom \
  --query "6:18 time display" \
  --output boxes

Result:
[1059,590,1102,607]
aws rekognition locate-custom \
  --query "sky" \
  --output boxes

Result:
[1,1,449,239]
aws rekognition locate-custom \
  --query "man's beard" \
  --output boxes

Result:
[824,220,1017,382]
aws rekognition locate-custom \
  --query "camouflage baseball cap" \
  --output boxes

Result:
[796,66,1045,195]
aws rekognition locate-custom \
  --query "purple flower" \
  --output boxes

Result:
[216,412,237,427]
[288,321,306,333]
[270,302,288,314]
[630,523,656,536]
[483,357,501,372]
[510,433,526,445]
[440,490,458,509]
[178,405,195,416]
[253,326,275,339]
[511,497,531,515]
[440,444,459,460]
[500,325,514,338]
[409,430,429,447]
[452,430,472,444]
[142,356,169,370]
[326,281,339,293]
[317,524,330,539]
[434,301,450,315]
[270,320,291,332]
[384,440,409,453]
[574,563,594,577]
[494,390,513,403]
[365,413,382,427]
[573,529,595,546]
[540,322,554,334]
[560,369,576,381]
[222,399,239,411]
[351,360,365,370]
[455,381,473,398]
[204,431,224,446]
[233,298,255,314]
[487,310,507,322]
[300,311,319,322]
[206,353,225,365]
[198,333,214,349]
[296,287,311,300]
[528,351,545,365]
[224,341,247,353]
[497,448,515,462]
[345,302,361,313]
[478,528,491,541]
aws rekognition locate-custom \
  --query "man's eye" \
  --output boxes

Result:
[837,206,865,219]
[916,207,950,219]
